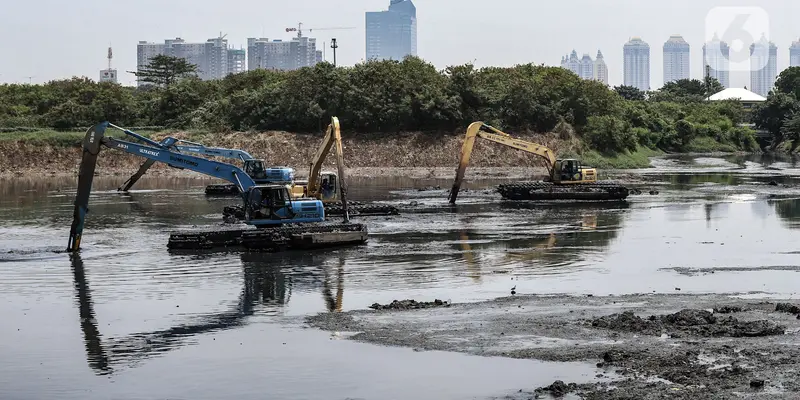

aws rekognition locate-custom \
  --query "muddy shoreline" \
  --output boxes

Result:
[307,293,800,399]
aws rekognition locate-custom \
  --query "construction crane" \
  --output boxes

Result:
[285,23,355,38]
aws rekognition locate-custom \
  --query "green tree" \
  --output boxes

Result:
[613,85,646,101]
[649,78,722,103]
[133,55,198,87]
[780,113,800,152]
[774,66,800,99]
[752,92,800,150]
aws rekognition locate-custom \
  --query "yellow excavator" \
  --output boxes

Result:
[289,117,399,216]
[291,116,349,203]
[448,122,629,203]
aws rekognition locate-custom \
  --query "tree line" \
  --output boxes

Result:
[3,54,792,154]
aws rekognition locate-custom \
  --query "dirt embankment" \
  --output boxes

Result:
[307,293,800,399]
[0,130,574,179]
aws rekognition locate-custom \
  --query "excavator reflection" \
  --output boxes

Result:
[70,251,345,375]
[456,211,615,275]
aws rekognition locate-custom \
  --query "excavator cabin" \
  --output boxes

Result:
[552,159,597,184]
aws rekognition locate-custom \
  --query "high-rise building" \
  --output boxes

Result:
[749,35,778,97]
[594,50,609,85]
[560,50,581,76]
[580,53,594,80]
[365,0,417,61]
[663,35,690,84]
[790,38,800,68]
[227,49,246,75]
[247,35,320,71]
[624,37,650,91]
[702,34,730,88]
[136,36,243,84]
[560,49,607,84]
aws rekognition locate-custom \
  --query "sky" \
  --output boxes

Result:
[1,0,799,89]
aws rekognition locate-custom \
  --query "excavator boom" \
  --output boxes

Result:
[448,122,557,203]
[117,137,256,192]
[307,117,350,221]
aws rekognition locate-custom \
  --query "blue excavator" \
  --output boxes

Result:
[114,117,399,217]
[66,121,367,253]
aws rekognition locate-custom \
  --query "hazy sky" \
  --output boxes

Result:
[2,0,799,88]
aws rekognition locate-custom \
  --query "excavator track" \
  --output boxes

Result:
[222,203,398,222]
[167,223,368,251]
[497,181,630,201]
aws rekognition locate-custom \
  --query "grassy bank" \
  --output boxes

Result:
[0,128,667,178]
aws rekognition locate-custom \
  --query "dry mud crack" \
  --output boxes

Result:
[306,293,800,399]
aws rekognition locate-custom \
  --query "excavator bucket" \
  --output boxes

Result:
[67,122,108,252]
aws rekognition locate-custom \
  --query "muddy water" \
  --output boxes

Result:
[1,154,800,399]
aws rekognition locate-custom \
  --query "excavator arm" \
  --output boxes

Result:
[117,138,255,192]
[67,122,259,252]
[306,117,350,222]
[448,122,558,204]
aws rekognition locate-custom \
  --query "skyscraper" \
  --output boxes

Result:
[791,38,800,68]
[365,0,417,61]
[624,37,650,91]
[702,34,730,88]
[749,35,778,97]
[663,35,690,84]
[594,50,609,85]
[580,53,594,80]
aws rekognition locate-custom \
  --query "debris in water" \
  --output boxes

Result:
[368,299,450,310]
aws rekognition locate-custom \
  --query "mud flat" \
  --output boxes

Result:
[307,293,800,399]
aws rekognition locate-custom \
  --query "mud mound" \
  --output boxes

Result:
[591,309,785,338]
[368,299,450,310]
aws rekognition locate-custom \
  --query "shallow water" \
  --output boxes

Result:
[2,154,800,399]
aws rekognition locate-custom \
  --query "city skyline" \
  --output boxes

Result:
[3,0,800,87]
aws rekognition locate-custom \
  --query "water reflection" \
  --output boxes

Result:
[452,206,622,278]
[770,198,800,229]
[71,250,346,375]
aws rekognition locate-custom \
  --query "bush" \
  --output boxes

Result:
[582,115,637,154]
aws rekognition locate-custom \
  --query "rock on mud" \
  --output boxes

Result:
[534,380,576,398]
[591,309,785,338]
[368,299,450,310]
